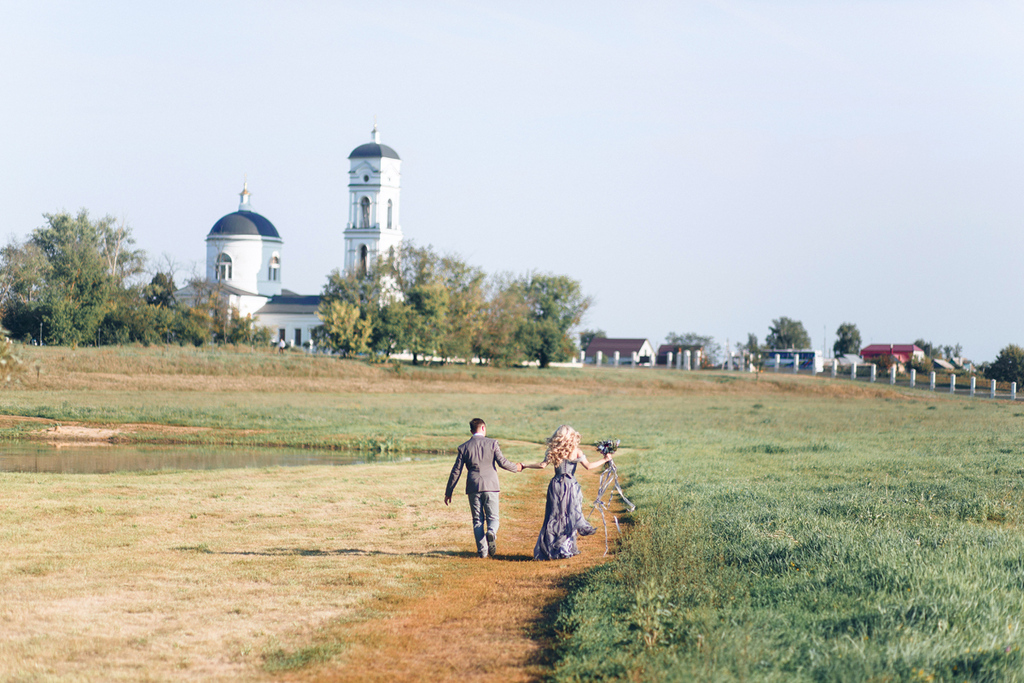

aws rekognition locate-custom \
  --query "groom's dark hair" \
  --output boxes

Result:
[469,418,486,434]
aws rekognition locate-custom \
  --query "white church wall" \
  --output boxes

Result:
[234,294,269,319]
[255,311,322,347]
[258,242,283,297]
[206,234,282,296]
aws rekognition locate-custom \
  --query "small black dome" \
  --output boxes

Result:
[348,142,400,160]
[208,211,281,239]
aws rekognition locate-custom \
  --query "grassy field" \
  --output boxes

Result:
[2,344,1023,680]
[550,395,1024,681]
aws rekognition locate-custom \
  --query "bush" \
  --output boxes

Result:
[870,354,898,371]
[0,329,24,385]
[907,354,933,374]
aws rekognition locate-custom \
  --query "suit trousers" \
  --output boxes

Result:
[468,492,500,554]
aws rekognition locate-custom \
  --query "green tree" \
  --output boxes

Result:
[99,217,146,286]
[404,281,449,364]
[833,322,862,356]
[913,339,936,357]
[765,317,811,350]
[0,237,47,342]
[175,277,234,346]
[225,313,272,347]
[986,345,1024,386]
[31,211,118,346]
[320,268,380,310]
[318,267,393,355]
[144,272,177,308]
[473,275,529,367]
[170,304,212,346]
[372,300,411,358]
[435,255,486,363]
[373,243,450,364]
[316,242,593,368]
[97,286,158,345]
[315,299,373,356]
[515,273,591,368]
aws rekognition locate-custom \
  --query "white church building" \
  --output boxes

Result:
[179,125,405,347]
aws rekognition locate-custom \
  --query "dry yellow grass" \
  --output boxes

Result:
[0,446,525,681]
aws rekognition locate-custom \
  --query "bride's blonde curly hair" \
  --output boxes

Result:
[544,425,581,466]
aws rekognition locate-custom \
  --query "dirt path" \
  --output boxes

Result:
[296,466,625,682]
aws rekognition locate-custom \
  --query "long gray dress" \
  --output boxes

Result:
[534,459,597,560]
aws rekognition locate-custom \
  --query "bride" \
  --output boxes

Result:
[522,425,615,560]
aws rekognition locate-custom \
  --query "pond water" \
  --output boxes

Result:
[0,444,426,474]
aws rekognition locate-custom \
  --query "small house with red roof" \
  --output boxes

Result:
[584,338,655,366]
[860,344,925,371]
[860,344,925,365]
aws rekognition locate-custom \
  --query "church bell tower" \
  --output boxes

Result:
[343,124,403,277]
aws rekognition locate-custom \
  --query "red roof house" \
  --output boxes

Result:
[860,344,925,364]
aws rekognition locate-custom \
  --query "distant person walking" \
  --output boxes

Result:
[444,418,522,558]
[278,337,286,354]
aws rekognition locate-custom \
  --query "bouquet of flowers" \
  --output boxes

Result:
[595,438,620,456]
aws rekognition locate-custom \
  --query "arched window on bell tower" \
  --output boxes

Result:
[216,253,232,280]
[359,245,368,277]
[360,197,371,228]
[387,199,393,229]
[268,254,280,282]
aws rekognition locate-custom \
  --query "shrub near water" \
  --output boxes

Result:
[552,413,1024,681]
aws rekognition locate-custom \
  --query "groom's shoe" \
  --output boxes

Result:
[486,530,497,557]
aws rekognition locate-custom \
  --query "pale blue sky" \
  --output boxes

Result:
[2,1,1021,361]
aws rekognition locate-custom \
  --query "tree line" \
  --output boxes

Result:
[313,243,591,367]
[0,210,273,347]
[1,210,590,367]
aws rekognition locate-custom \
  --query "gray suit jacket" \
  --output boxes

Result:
[445,434,517,497]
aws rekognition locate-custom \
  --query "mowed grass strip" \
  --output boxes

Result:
[550,398,1024,681]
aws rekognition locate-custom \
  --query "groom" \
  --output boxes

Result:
[444,418,522,558]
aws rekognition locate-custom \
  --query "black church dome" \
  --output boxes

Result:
[207,211,281,239]
[348,142,400,160]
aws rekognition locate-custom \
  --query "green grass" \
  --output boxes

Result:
[549,397,1024,681]
[262,642,344,672]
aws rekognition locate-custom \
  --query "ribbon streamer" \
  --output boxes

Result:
[587,460,636,555]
